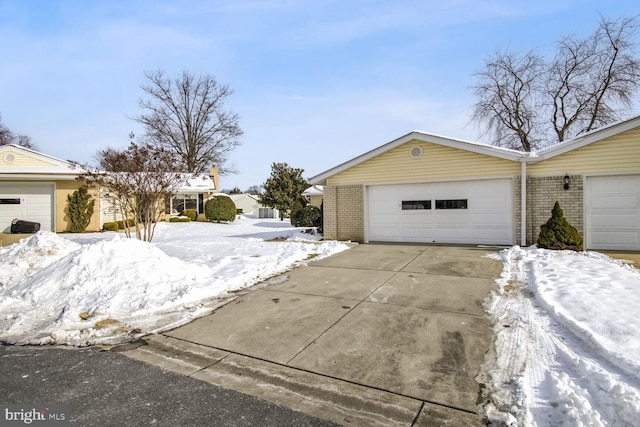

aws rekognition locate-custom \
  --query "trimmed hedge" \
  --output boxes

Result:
[116,219,136,229]
[205,195,236,222]
[102,222,119,232]
[169,216,191,222]
[179,209,197,221]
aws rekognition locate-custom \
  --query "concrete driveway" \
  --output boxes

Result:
[118,244,502,426]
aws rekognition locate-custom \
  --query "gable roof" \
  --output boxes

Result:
[309,115,640,185]
[0,143,84,179]
[528,115,640,162]
[229,193,260,202]
[309,131,524,185]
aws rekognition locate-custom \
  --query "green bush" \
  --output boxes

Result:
[205,196,236,222]
[102,222,119,232]
[179,209,197,221]
[66,186,95,233]
[294,205,322,227]
[537,201,583,251]
[116,218,136,229]
[289,197,308,226]
[169,216,191,222]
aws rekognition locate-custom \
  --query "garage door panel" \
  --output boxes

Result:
[591,195,638,210]
[368,179,513,245]
[586,175,640,250]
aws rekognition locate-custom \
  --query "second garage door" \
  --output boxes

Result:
[367,178,513,245]
[586,174,640,250]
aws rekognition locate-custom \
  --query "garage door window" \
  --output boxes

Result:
[435,199,467,209]
[0,198,21,204]
[402,200,431,210]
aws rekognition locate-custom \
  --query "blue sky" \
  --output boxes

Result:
[1,1,639,191]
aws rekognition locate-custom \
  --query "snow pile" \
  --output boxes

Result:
[0,217,350,346]
[480,246,640,426]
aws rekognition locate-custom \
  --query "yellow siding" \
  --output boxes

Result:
[328,140,521,185]
[529,128,640,176]
[55,180,101,232]
[2,151,58,167]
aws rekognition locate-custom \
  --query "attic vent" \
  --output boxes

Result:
[3,153,16,164]
[409,146,423,158]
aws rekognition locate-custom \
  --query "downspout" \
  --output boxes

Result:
[520,160,527,246]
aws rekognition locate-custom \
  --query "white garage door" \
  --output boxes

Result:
[367,179,513,245]
[586,175,640,250]
[0,183,54,233]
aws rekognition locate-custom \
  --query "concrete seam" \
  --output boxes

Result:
[160,335,479,416]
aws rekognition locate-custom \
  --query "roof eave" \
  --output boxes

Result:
[309,131,523,185]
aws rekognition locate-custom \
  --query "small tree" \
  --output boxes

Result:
[65,185,95,233]
[537,201,583,251]
[82,141,184,242]
[205,195,236,222]
[261,163,309,220]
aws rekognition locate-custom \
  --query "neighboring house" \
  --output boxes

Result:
[163,168,219,221]
[229,193,280,219]
[310,116,640,251]
[0,144,100,233]
[302,185,323,207]
[0,143,222,232]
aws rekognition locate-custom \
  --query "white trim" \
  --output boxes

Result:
[521,161,527,246]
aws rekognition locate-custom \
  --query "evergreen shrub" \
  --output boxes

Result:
[66,186,95,233]
[537,201,583,251]
[295,205,322,227]
[205,196,236,222]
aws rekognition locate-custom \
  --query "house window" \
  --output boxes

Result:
[435,199,468,209]
[169,194,198,214]
[0,198,21,204]
[402,200,431,210]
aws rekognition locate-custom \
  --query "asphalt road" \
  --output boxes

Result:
[0,345,339,427]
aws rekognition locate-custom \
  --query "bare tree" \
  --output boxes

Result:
[83,142,184,242]
[0,115,36,149]
[246,185,263,195]
[134,70,242,175]
[471,50,545,151]
[547,15,640,142]
[471,15,640,150]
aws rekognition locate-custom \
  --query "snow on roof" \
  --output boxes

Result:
[302,185,323,196]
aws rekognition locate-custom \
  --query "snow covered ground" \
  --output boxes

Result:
[0,216,350,346]
[2,219,639,425]
[480,246,640,426]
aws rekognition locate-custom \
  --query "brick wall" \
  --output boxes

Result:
[323,185,364,242]
[525,175,583,244]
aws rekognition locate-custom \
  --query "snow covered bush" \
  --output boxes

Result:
[537,201,583,251]
[65,185,95,233]
[179,209,197,221]
[205,195,236,222]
